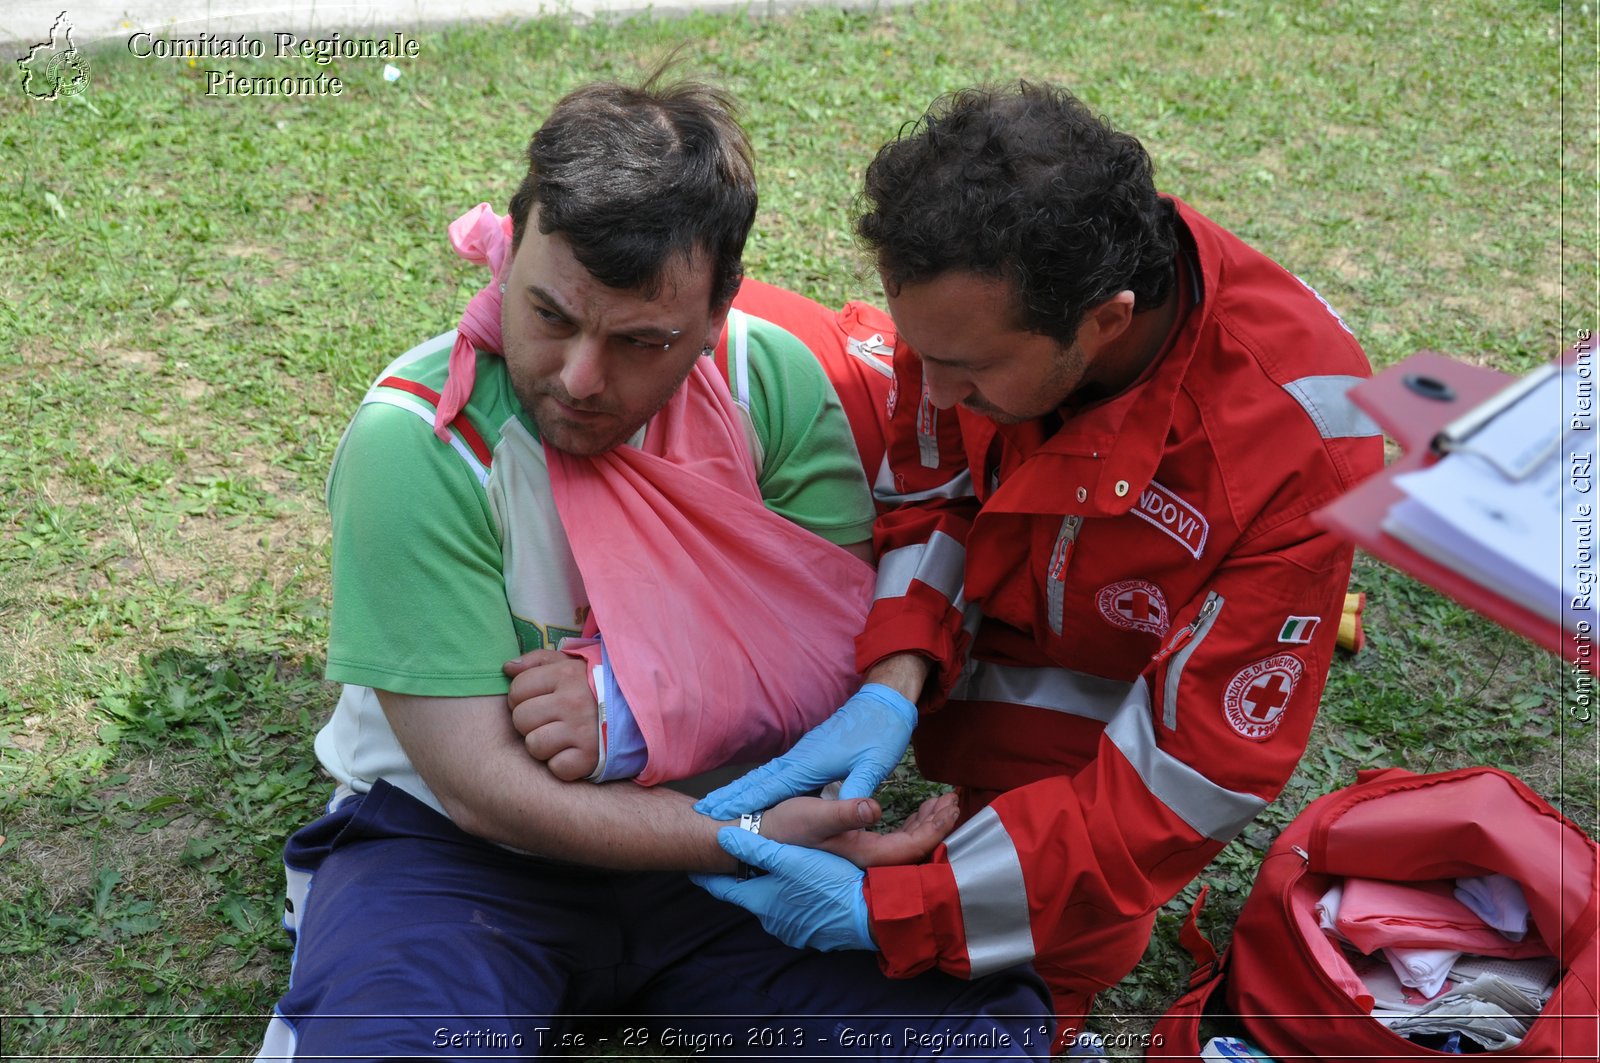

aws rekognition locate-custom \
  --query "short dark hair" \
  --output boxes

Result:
[508,72,756,308]
[857,82,1178,344]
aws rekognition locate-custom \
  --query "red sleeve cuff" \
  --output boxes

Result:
[864,860,970,980]
[855,597,969,707]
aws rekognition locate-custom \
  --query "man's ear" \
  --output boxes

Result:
[703,299,734,354]
[1079,290,1136,352]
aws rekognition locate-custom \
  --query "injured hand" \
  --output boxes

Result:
[505,648,601,781]
[758,790,960,869]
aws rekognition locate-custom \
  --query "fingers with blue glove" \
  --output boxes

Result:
[696,682,918,819]
[759,791,960,869]
[691,827,876,952]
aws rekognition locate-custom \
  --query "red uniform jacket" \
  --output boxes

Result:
[858,199,1386,999]
[729,277,897,489]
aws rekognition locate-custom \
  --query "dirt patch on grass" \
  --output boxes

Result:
[9,335,77,375]
[0,758,251,1026]
[6,818,100,909]
[8,758,230,912]
[222,243,286,262]
[1437,259,1564,337]
[1325,247,1371,283]
[222,242,301,285]
[111,348,162,370]
[95,499,331,620]
[1528,736,1600,836]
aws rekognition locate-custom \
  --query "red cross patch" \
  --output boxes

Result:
[1096,579,1170,635]
[1223,654,1304,741]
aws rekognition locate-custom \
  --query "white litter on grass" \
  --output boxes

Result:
[383,64,402,82]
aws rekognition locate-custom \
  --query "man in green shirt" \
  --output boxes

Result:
[254,72,1049,1061]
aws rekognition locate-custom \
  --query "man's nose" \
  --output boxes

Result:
[920,363,971,410]
[560,336,607,400]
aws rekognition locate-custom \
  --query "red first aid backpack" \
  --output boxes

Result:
[1150,766,1599,1062]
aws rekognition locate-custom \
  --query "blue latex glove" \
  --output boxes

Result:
[690,827,874,952]
[694,683,917,818]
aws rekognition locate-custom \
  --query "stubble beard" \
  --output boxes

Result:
[961,340,1086,425]
[513,361,699,457]
[515,381,627,456]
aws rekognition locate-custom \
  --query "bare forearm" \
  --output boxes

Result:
[473,767,739,872]
[379,689,740,872]
[377,689,933,873]
[863,652,930,702]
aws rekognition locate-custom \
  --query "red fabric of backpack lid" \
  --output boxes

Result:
[1312,768,1594,959]
[1151,767,1599,1063]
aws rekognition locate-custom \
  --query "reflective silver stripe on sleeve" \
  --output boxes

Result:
[873,531,966,606]
[1282,375,1382,440]
[1164,592,1225,731]
[952,661,1133,723]
[872,458,975,506]
[959,600,985,643]
[1104,678,1268,842]
[945,806,1035,976]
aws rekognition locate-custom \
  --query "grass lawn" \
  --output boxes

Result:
[1,0,1595,1057]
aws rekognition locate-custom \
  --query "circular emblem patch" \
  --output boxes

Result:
[1223,654,1304,741]
[1096,579,1170,635]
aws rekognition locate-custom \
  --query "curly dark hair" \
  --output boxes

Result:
[857,82,1177,344]
[508,70,756,308]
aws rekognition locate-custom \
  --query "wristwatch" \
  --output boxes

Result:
[736,811,766,881]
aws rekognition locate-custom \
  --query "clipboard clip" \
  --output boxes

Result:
[1428,363,1559,481]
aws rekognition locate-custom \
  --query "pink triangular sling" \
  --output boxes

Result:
[437,204,873,785]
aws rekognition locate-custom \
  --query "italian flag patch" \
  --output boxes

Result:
[1278,616,1321,644]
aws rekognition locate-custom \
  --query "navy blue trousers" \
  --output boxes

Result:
[256,781,1052,1060]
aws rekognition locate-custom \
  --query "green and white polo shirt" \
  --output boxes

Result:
[313,311,875,813]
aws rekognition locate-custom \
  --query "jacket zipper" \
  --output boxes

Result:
[916,385,939,468]
[1154,592,1223,730]
[1152,592,1222,668]
[1047,515,1083,636]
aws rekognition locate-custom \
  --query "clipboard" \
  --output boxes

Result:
[1314,351,1579,665]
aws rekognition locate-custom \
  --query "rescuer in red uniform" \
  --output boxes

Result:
[694,82,1385,1049]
